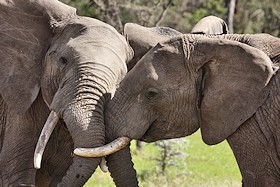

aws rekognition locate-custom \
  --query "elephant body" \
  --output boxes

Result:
[0,0,135,186]
[86,33,279,186]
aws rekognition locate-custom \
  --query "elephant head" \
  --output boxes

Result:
[0,0,132,186]
[75,33,279,175]
[99,34,277,144]
[191,15,229,34]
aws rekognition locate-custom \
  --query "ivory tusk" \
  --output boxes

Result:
[34,110,59,169]
[74,137,131,157]
[99,157,108,173]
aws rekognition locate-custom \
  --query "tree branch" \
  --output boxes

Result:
[155,0,173,26]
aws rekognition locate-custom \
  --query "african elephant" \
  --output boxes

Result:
[0,0,134,186]
[76,32,280,186]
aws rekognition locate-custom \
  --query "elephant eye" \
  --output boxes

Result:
[58,57,68,67]
[145,88,159,100]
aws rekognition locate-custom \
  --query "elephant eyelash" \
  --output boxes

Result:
[60,57,68,64]
[58,57,68,67]
[146,90,158,100]
[145,88,161,102]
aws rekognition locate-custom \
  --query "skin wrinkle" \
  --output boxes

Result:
[53,60,116,110]
[82,43,125,63]
[0,31,40,45]
[226,52,279,185]
[181,38,202,135]
[77,64,116,89]
[106,86,141,139]
[0,11,46,46]
[79,61,118,78]
[64,101,104,140]
[228,118,264,182]
[257,76,280,172]
[0,96,6,152]
[0,95,48,185]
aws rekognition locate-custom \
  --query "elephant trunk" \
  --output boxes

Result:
[73,78,139,186]
[58,98,105,186]
[103,91,138,187]
[106,145,138,187]
[53,68,110,186]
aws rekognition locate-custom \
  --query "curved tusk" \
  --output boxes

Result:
[99,157,108,173]
[74,137,131,157]
[34,111,59,169]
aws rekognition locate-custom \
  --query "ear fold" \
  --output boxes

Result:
[0,1,76,113]
[189,36,277,145]
[124,23,182,71]
[191,15,229,34]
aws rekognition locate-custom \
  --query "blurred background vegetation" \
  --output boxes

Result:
[60,0,279,186]
[61,0,280,36]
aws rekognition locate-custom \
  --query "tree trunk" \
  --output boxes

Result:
[226,0,236,33]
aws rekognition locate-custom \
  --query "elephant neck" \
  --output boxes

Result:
[227,90,280,186]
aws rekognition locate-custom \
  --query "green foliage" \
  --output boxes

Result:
[60,0,101,19]
[62,0,279,36]
[84,131,241,187]
[234,0,280,36]
[185,0,227,32]
[153,138,188,175]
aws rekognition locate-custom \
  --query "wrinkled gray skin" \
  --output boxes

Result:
[105,32,280,186]
[104,17,229,186]
[190,15,229,34]
[0,0,133,186]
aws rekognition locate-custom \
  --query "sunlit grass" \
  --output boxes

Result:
[85,130,241,187]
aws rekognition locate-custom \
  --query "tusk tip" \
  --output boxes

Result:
[99,157,108,173]
[34,153,42,169]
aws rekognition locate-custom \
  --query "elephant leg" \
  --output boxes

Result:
[0,112,38,186]
[0,95,48,186]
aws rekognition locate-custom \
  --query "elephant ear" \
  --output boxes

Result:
[191,15,229,34]
[189,36,277,145]
[0,0,76,113]
[124,23,182,70]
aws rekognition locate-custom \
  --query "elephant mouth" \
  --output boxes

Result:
[139,119,158,142]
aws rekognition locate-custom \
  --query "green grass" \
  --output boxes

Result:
[84,130,241,187]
